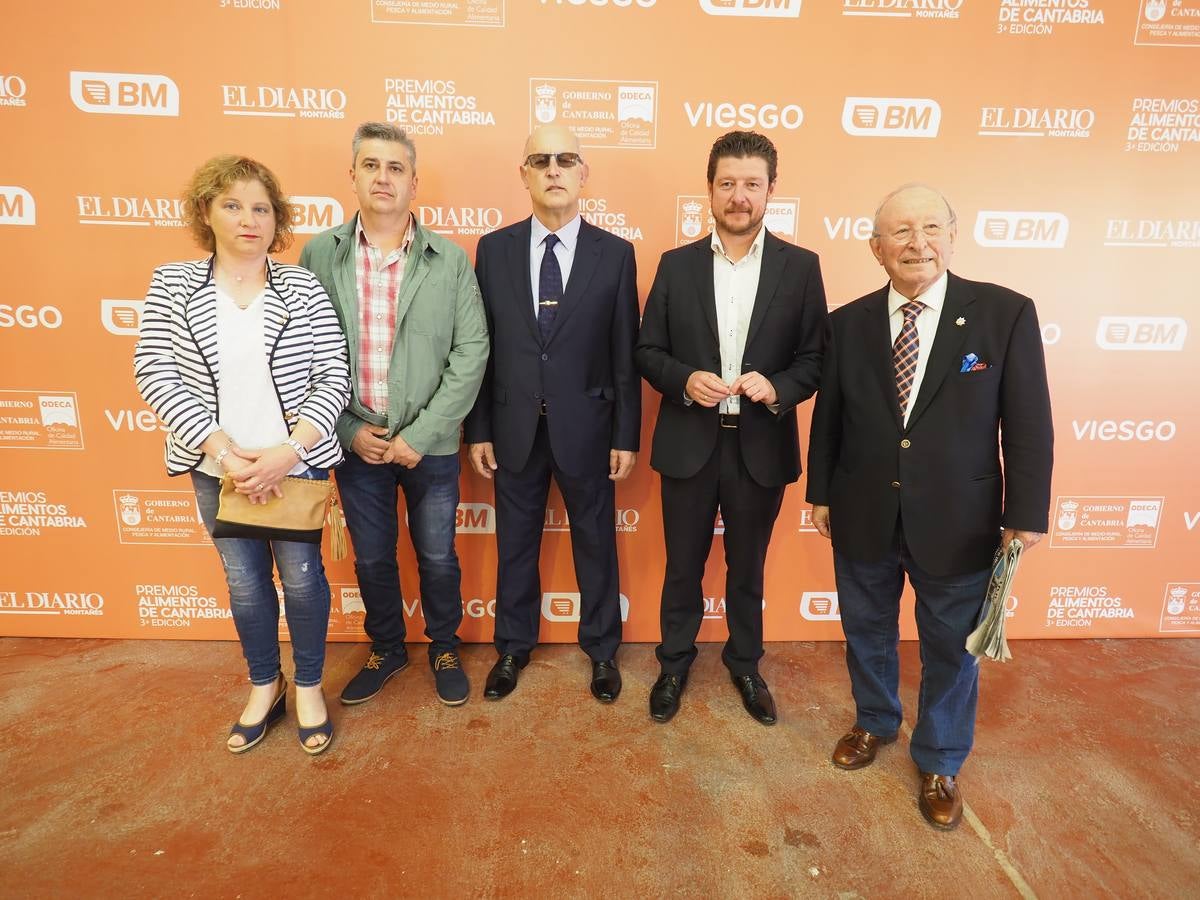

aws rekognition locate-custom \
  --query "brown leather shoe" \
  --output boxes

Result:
[831,726,897,770]
[918,773,963,830]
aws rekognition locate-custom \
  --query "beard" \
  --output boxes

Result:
[713,204,765,238]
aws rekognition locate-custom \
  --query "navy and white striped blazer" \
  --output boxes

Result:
[134,256,352,476]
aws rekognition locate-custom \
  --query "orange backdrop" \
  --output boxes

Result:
[2,0,1199,645]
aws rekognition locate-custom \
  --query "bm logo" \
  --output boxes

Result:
[842,97,940,138]
[70,71,179,117]
[0,187,36,225]
[700,0,801,16]
[455,502,495,534]
[289,196,344,235]
[1096,316,1187,352]
[974,211,1068,248]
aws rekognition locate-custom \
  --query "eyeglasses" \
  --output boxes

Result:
[876,220,956,244]
[523,152,584,170]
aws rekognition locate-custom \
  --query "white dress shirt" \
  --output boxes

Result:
[887,270,948,427]
[711,225,767,415]
[529,213,581,317]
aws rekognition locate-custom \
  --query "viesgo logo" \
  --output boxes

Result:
[1071,419,1176,442]
[699,0,801,16]
[0,187,36,226]
[974,211,1068,248]
[289,196,344,234]
[841,97,941,137]
[221,85,347,119]
[1095,316,1186,352]
[684,100,804,130]
[69,71,179,117]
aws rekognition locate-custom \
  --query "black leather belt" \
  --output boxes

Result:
[719,413,739,429]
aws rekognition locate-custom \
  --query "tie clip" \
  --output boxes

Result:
[539,300,559,306]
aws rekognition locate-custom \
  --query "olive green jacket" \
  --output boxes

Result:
[299,214,489,456]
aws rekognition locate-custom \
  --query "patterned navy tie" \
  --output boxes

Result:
[538,233,563,344]
[893,300,925,417]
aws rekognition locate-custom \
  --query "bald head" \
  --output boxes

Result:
[524,125,581,159]
[872,183,955,236]
[520,125,588,229]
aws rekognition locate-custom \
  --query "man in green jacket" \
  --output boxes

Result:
[300,122,488,706]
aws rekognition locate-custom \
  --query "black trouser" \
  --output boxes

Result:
[656,426,784,676]
[492,417,622,662]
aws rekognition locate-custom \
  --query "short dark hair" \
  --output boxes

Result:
[707,131,778,185]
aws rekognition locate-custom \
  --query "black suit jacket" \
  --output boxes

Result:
[464,216,640,477]
[635,231,827,487]
[806,271,1054,576]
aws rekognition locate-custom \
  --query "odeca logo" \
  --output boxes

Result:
[70,71,179,117]
[700,0,801,16]
[289,196,344,234]
[841,97,940,138]
[542,592,631,623]
[1095,316,1186,352]
[974,211,1068,248]
[0,187,35,226]
[455,502,496,534]
[800,591,840,621]
[101,300,144,336]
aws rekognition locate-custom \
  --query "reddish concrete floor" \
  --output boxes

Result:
[0,637,1196,898]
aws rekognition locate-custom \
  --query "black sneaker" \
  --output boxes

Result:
[339,648,409,705]
[431,651,469,706]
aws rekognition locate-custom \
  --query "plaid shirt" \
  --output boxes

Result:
[355,215,414,414]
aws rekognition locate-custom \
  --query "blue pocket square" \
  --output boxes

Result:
[960,353,990,373]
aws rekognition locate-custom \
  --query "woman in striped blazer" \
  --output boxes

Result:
[134,156,351,755]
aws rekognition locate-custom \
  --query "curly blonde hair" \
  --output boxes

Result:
[182,155,294,254]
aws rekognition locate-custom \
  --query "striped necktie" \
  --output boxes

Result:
[893,300,925,417]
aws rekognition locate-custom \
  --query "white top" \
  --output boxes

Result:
[710,225,767,415]
[887,271,948,427]
[529,213,582,317]
[198,286,305,477]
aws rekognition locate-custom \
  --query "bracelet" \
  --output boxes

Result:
[282,437,308,461]
[215,444,232,467]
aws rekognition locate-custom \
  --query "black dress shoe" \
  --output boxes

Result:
[590,660,621,703]
[649,673,686,723]
[483,654,527,700]
[731,673,777,725]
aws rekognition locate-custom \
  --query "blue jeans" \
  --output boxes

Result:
[833,524,991,776]
[336,450,463,656]
[192,469,331,687]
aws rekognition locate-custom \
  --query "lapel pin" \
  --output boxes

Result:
[955,317,966,327]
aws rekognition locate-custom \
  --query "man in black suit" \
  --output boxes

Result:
[807,184,1053,830]
[465,124,639,703]
[635,131,826,725]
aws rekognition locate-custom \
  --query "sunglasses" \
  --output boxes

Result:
[523,152,584,170]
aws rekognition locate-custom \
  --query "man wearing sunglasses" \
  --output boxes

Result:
[465,125,640,704]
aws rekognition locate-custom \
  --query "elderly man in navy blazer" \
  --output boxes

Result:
[807,184,1053,830]
[465,124,640,704]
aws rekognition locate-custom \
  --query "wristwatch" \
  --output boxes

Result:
[282,437,308,461]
